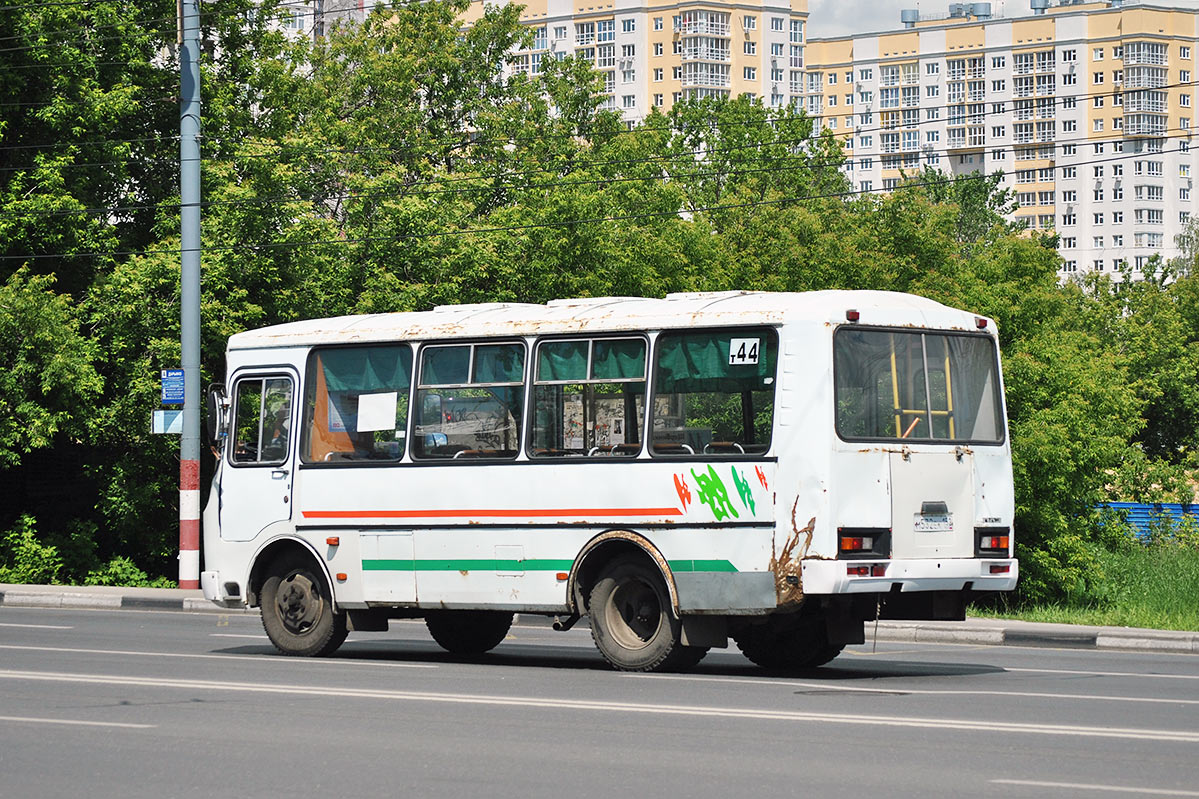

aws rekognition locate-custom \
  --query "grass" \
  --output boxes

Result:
[974,543,1199,631]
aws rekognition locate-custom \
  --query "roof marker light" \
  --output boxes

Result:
[976,317,988,329]
[846,309,860,322]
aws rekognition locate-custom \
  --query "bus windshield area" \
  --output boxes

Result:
[834,328,1003,444]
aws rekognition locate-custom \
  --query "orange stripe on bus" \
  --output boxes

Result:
[302,507,684,519]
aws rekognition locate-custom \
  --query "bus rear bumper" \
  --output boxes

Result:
[801,558,1018,595]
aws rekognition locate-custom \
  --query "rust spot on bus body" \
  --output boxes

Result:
[771,498,815,608]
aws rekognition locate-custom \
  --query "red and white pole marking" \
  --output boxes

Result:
[179,459,201,589]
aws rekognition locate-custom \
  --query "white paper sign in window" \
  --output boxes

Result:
[356,392,398,432]
[728,338,760,365]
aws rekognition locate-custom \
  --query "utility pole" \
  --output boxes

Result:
[178,0,202,589]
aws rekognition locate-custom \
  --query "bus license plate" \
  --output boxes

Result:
[914,513,953,533]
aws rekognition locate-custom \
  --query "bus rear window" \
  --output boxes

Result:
[834,328,1003,443]
[650,328,777,456]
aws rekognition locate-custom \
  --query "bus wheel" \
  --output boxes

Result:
[424,611,514,655]
[588,558,706,672]
[732,614,844,671]
[260,554,348,657]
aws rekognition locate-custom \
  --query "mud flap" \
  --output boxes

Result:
[681,615,728,648]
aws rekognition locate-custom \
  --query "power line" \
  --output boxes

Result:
[3,124,1194,222]
[5,140,1180,263]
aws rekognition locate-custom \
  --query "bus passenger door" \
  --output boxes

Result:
[219,372,297,542]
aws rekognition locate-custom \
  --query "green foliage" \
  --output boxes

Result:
[85,556,175,589]
[0,515,62,585]
[0,269,102,468]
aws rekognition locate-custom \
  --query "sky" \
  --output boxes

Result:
[808,0,1199,38]
[807,0,1021,38]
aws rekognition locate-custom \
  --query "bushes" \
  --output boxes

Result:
[0,514,174,588]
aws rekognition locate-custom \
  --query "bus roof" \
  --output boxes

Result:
[227,290,990,351]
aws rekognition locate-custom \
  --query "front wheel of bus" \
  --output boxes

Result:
[260,555,348,657]
[588,558,706,672]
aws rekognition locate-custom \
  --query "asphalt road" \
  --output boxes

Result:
[1,606,1197,799]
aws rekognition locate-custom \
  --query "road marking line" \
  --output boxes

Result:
[991,779,1199,796]
[629,673,1199,705]
[0,623,73,630]
[209,634,269,639]
[0,644,437,669]
[1005,666,1199,681]
[0,714,154,729]
[1,669,1197,742]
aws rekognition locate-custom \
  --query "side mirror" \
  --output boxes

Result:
[205,384,228,446]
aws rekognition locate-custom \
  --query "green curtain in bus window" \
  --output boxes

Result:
[592,339,645,380]
[656,331,777,393]
[473,343,524,384]
[422,346,470,386]
[320,346,411,392]
[537,340,588,382]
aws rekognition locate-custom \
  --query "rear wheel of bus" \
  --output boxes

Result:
[588,556,707,672]
[260,553,348,657]
[732,609,844,670]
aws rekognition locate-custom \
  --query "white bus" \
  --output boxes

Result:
[201,291,1017,671]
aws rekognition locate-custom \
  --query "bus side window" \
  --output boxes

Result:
[413,342,526,460]
[650,328,778,457]
[301,345,413,463]
[231,377,292,465]
[529,337,646,458]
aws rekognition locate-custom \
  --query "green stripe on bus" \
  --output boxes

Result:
[668,559,738,573]
[361,558,738,573]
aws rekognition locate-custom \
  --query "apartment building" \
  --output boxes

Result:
[464,1,809,114]
[811,1,1199,276]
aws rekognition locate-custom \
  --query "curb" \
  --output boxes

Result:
[3,587,1196,654]
[0,588,256,615]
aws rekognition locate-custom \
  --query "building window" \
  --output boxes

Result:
[653,93,663,106]
[860,68,873,81]
[1093,48,1104,60]
[1182,46,1192,60]
[744,41,756,55]
[744,67,756,80]
[1093,72,1104,84]
[623,95,635,108]
[621,18,635,32]
[743,15,756,30]
[653,17,662,31]
[771,16,784,31]
[654,42,662,56]
[653,68,663,82]
[927,62,940,75]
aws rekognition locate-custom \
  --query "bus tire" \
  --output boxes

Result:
[424,610,514,655]
[588,557,706,672]
[732,614,844,671]
[260,554,348,657]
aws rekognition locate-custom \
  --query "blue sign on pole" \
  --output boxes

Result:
[161,368,185,405]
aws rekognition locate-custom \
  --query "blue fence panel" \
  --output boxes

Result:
[1101,502,1198,539]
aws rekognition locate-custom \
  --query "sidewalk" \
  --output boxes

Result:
[2,583,1197,654]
